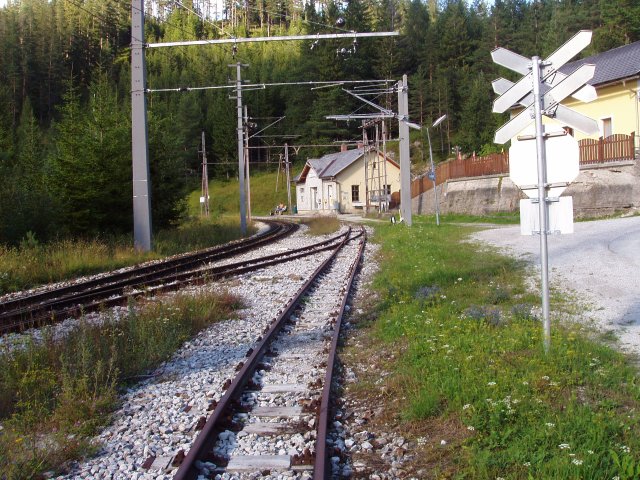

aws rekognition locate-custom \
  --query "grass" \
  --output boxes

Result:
[345,216,640,479]
[0,290,242,479]
[300,216,341,236]
[437,212,520,224]
[0,217,254,295]
[188,169,295,218]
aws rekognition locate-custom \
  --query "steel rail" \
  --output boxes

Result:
[313,228,366,479]
[0,220,294,315]
[0,226,351,334]
[173,226,364,480]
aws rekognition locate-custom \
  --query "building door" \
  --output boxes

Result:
[327,184,334,209]
[602,117,612,138]
[311,187,318,210]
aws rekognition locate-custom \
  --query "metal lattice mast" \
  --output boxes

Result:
[382,120,389,212]
[363,126,370,214]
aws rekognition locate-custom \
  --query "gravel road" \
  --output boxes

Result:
[471,216,640,355]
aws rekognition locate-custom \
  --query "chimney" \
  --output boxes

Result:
[357,141,363,149]
[340,143,348,152]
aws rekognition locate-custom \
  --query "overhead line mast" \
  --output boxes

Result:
[131,0,399,249]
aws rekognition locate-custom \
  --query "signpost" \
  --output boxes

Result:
[491,30,599,353]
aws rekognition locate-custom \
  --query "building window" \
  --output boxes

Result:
[383,184,391,195]
[299,187,304,203]
[351,185,360,202]
[602,117,612,138]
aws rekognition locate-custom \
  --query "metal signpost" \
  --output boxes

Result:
[491,30,599,353]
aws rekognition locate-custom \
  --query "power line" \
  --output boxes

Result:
[173,0,227,35]
[144,79,395,94]
[241,3,353,34]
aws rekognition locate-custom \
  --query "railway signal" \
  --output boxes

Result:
[491,30,599,353]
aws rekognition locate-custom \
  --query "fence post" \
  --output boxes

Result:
[598,136,604,162]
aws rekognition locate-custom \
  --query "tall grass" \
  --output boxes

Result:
[0,290,242,479]
[301,216,341,236]
[0,217,253,295]
[187,169,295,217]
[352,217,640,479]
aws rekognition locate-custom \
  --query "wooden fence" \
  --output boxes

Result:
[578,132,635,165]
[412,132,636,196]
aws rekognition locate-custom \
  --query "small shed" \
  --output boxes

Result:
[294,146,400,214]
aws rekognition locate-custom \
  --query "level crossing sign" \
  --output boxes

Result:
[509,125,579,198]
[492,30,599,144]
[490,30,600,354]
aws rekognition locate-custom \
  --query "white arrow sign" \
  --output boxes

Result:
[492,30,596,115]
[491,48,530,75]
[541,30,592,79]
[493,73,534,114]
[493,51,598,142]
[492,77,599,136]
[494,106,535,144]
[541,63,595,109]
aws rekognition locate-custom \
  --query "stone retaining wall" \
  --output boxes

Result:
[412,161,640,218]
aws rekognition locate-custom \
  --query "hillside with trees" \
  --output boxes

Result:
[0,0,638,245]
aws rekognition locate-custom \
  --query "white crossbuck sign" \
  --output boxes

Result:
[492,30,599,144]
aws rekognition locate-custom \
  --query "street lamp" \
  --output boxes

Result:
[426,114,446,225]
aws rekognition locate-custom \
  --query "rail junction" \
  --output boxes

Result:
[2,220,371,479]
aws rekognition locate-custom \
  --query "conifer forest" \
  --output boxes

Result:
[0,0,639,245]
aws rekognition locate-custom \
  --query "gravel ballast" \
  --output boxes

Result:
[471,216,640,354]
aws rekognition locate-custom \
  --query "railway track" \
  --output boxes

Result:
[170,225,366,479]
[0,220,354,335]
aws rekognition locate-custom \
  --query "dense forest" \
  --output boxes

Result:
[0,0,638,245]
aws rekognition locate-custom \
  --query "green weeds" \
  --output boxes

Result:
[300,216,341,236]
[0,217,252,294]
[0,290,242,479]
[355,217,640,479]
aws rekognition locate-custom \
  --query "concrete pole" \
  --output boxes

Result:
[131,0,152,251]
[532,56,552,353]
[397,75,412,225]
[233,62,247,235]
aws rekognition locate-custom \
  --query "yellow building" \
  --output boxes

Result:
[558,40,640,153]
[294,146,400,214]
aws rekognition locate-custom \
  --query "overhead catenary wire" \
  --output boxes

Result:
[144,79,395,94]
